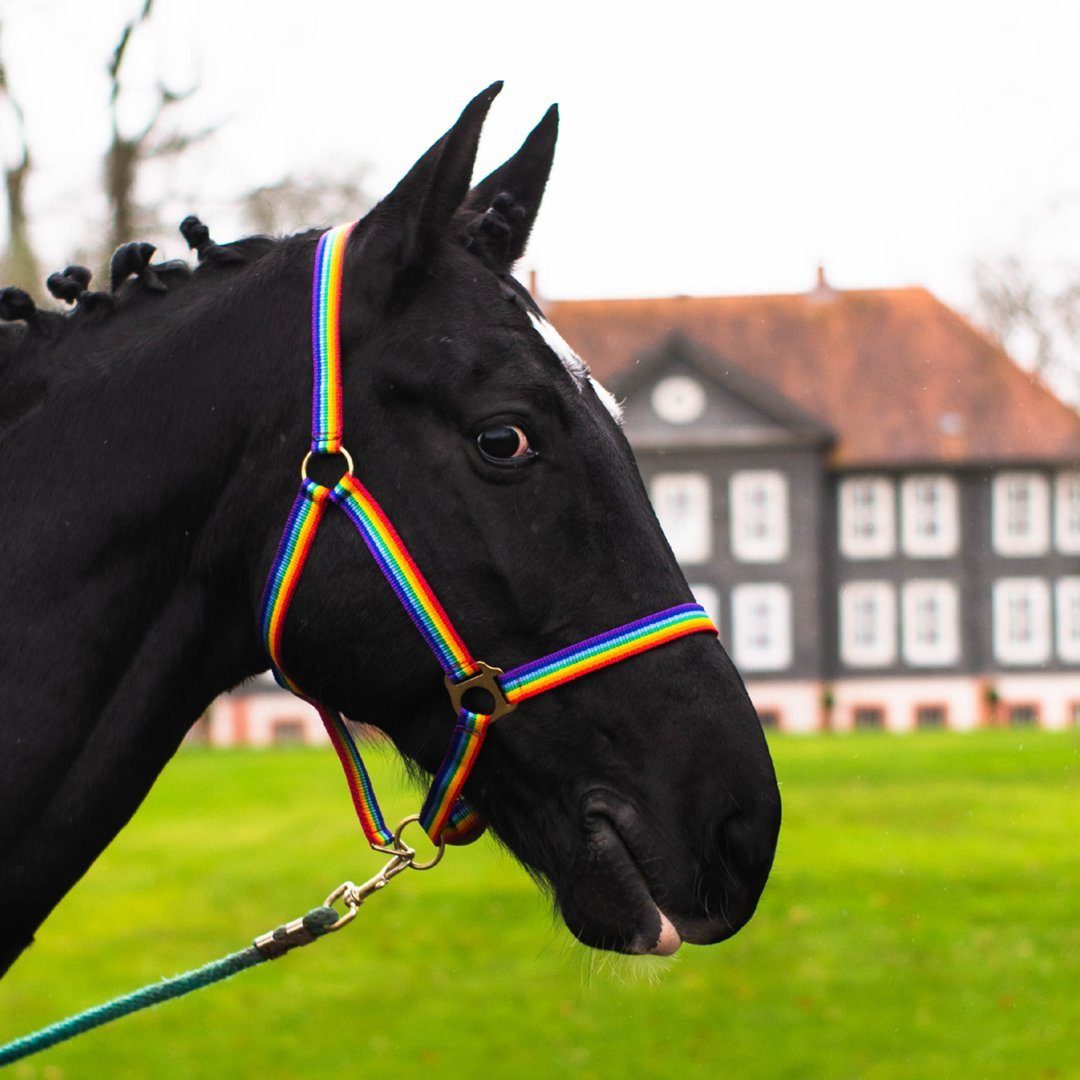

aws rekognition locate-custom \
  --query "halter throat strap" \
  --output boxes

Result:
[260,223,718,849]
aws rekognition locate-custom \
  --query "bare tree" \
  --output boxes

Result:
[104,0,214,255]
[974,253,1080,405]
[240,167,374,237]
[0,23,38,293]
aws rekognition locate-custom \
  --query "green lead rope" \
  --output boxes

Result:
[0,907,339,1068]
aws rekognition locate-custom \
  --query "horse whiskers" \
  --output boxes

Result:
[591,949,678,987]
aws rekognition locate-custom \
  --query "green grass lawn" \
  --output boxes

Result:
[2,731,1077,1079]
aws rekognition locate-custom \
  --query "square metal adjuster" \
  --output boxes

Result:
[444,661,517,721]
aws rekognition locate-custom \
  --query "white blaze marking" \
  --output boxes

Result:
[589,378,623,421]
[527,310,624,423]
[528,309,588,383]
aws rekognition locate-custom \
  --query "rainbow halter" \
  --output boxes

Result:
[260,222,718,851]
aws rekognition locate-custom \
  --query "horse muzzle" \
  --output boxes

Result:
[555,784,780,955]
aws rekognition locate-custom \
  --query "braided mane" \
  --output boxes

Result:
[0,218,296,365]
[0,218,313,443]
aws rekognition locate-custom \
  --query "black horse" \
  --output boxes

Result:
[0,85,780,977]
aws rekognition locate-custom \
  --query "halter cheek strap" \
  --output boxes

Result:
[260,223,718,850]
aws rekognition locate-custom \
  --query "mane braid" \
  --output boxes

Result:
[1,230,301,372]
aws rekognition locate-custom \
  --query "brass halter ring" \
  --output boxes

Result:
[391,814,446,871]
[300,447,355,485]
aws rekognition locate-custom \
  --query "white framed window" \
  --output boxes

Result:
[731,583,792,672]
[839,581,896,667]
[900,474,959,557]
[901,580,960,667]
[651,473,711,564]
[689,583,720,636]
[993,577,1051,665]
[992,472,1049,557]
[730,470,789,563]
[1056,577,1080,663]
[1054,472,1080,554]
[839,477,895,559]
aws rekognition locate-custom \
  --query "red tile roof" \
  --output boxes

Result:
[546,287,1080,468]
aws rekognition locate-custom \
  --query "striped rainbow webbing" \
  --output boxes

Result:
[260,224,718,851]
[311,224,350,454]
[415,603,716,841]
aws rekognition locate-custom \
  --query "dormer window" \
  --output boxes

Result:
[730,470,789,563]
[651,376,706,425]
[839,477,895,559]
[901,475,959,558]
[993,472,1049,556]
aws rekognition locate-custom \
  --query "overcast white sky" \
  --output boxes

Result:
[3,0,1080,317]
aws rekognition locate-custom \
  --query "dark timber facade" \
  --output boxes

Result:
[547,277,1080,733]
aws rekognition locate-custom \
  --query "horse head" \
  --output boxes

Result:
[0,85,779,973]
[246,85,781,955]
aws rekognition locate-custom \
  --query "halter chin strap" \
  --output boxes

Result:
[260,223,718,849]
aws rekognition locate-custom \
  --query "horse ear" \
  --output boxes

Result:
[344,83,502,322]
[417,82,503,245]
[457,104,558,272]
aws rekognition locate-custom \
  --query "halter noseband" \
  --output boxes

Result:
[260,223,718,850]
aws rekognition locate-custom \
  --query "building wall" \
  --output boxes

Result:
[189,688,329,747]
[626,360,1078,732]
[745,674,1078,733]
[963,466,1080,675]
[828,676,983,733]
[991,674,1080,731]
[824,466,1080,677]
[824,469,971,679]
[635,444,828,681]
[743,680,823,734]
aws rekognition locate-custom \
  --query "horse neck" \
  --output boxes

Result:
[0,271,306,973]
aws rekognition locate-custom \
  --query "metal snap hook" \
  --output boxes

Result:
[323,880,363,931]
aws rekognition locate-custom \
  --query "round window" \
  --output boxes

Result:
[651,375,706,424]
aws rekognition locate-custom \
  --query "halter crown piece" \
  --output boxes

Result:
[260,223,719,850]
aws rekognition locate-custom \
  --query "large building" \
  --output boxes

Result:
[548,273,1080,733]
[198,274,1080,744]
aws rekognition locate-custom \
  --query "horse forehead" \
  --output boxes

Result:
[526,311,623,422]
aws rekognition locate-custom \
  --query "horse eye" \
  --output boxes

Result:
[476,424,533,462]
